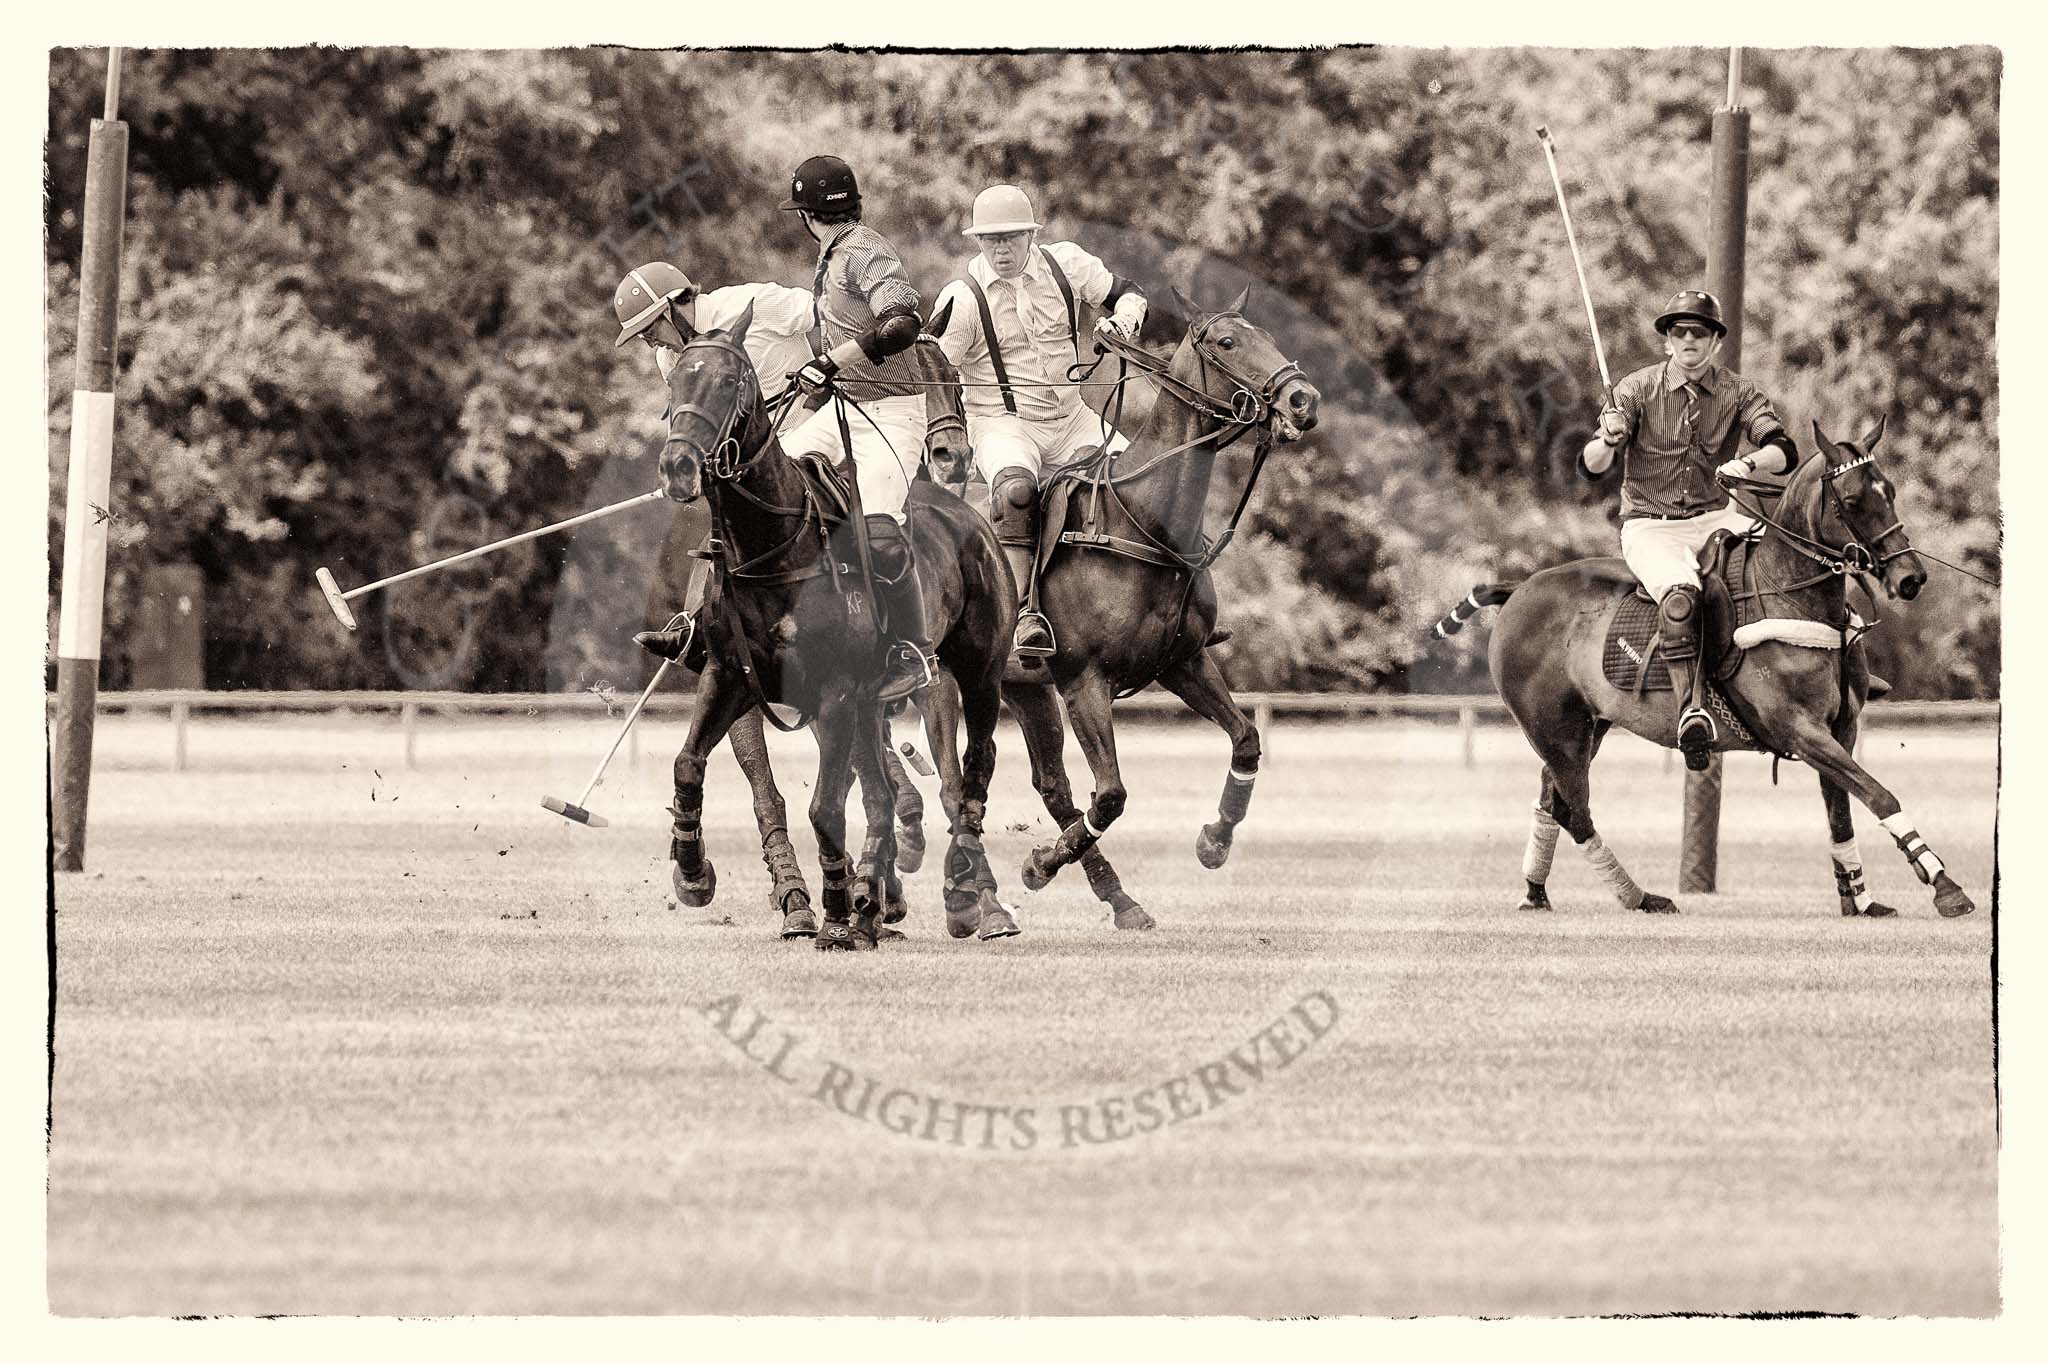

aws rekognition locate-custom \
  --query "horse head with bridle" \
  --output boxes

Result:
[1433,415,1972,920]
[657,303,1018,950]
[996,285,1322,927]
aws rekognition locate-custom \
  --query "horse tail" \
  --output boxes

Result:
[1427,583,1516,640]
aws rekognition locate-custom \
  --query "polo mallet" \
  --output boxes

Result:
[314,488,668,631]
[540,613,692,828]
[1536,126,1615,406]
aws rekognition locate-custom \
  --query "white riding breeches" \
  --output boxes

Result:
[1619,505,1760,599]
[969,402,1130,484]
[780,392,926,522]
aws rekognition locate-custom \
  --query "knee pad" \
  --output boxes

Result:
[990,467,1039,544]
[1658,586,1699,629]
[862,514,911,577]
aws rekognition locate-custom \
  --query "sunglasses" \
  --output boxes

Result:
[1667,324,1717,340]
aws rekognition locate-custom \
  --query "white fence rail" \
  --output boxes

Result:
[68,689,2000,774]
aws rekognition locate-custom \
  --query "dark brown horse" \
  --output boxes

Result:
[658,304,1017,950]
[1434,417,1974,919]
[951,290,1322,927]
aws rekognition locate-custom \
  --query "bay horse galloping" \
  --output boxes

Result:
[1433,417,1975,919]
[658,304,1017,950]
[990,288,1322,926]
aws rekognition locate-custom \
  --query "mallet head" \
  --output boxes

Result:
[314,566,358,631]
[541,795,608,828]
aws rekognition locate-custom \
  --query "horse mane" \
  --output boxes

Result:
[1778,440,1834,541]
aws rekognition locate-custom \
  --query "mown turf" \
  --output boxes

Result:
[49,714,1998,1316]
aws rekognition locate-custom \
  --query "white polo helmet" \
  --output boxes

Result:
[963,184,1043,237]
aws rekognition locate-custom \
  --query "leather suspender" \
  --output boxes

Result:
[963,246,1081,416]
[1038,246,1080,364]
[963,276,1016,414]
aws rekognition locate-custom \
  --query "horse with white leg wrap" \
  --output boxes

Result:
[1433,416,1974,920]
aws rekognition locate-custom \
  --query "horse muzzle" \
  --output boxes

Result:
[1273,378,1321,441]
[659,447,705,504]
[1893,555,1927,602]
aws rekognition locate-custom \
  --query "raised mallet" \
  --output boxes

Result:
[314,488,667,630]
[540,614,692,828]
[1536,125,1614,405]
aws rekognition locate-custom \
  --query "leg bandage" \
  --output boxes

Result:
[1880,811,1946,885]
[1830,836,1874,913]
[1218,769,1256,824]
[1523,802,1563,885]
[1580,834,1644,909]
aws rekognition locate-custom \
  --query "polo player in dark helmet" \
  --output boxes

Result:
[1580,287,1796,771]
[776,154,936,702]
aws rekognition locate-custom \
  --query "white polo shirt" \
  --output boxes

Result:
[694,282,816,399]
[934,242,1140,424]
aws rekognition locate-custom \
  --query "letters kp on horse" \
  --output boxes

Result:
[1431,418,1974,920]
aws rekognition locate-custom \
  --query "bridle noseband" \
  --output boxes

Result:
[667,333,765,484]
[1818,450,1915,578]
[1183,311,1306,430]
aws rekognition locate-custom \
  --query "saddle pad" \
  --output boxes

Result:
[1601,589,1674,692]
[1599,584,1759,750]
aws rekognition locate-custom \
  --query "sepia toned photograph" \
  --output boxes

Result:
[41,35,2001,1323]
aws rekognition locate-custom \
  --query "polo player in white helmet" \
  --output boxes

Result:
[931,184,1149,658]
[612,259,817,667]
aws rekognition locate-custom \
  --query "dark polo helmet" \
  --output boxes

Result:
[613,261,695,348]
[1654,288,1726,336]
[779,155,861,215]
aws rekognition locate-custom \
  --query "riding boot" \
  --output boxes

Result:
[867,515,938,703]
[1001,541,1055,657]
[634,611,709,671]
[1660,586,1717,770]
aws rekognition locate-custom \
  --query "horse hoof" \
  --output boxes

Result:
[1021,848,1057,891]
[814,920,873,952]
[1519,882,1553,913]
[944,897,981,940]
[1864,902,1899,919]
[674,861,717,908]
[1933,873,1975,918]
[1195,823,1233,870]
[780,891,818,940]
[977,893,1020,940]
[881,871,908,925]
[877,926,908,941]
[1637,893,1680,914]
[896,821,926,875]
[1113,902,1156,931]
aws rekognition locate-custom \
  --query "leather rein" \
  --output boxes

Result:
[1062,314,1304,575]
[1720,447,1916,636]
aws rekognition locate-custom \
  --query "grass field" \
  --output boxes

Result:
[49,712,1999,1317]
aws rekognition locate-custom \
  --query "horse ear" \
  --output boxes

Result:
[926,296,954,340]
[1226,284,1251,315]
[729,299,756,343]
[1170,283,1204,323]
[1859,413,1887,453]
[1812,420,1837,456]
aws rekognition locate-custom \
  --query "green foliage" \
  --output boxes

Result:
[46,47,1998,696]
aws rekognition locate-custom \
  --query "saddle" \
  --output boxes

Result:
[1597,528,1762,698]
[789,452,856,529]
